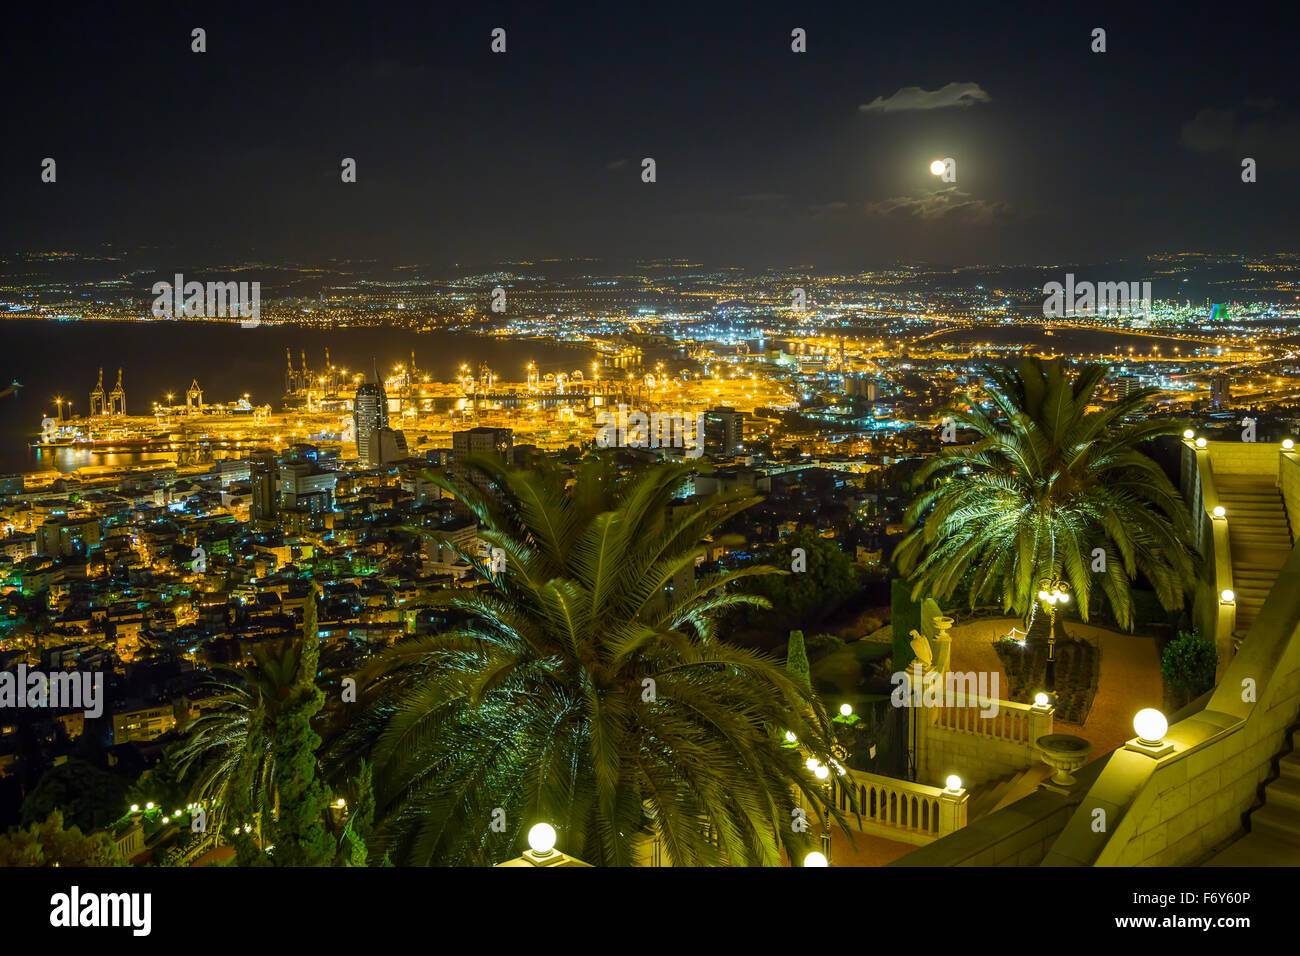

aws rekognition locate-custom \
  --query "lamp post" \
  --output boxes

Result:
[1036,573,1070,693]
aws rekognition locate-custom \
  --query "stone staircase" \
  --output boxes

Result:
[1248,730,1300,847]
[1205,727,1300,865]
[1215,474,1294,631]
[966,765,1052,821]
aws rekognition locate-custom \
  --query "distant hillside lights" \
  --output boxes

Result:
[151,274,260,327]
[1042,274,1152,319]
[595,404,705,459]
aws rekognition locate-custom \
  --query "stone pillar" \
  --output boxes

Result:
[938,787,968,835]
[1216,598,1236,670]
[1030,701,1055,741]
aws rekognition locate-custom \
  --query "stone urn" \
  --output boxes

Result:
[1035,734,1093,788]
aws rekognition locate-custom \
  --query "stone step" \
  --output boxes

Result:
[1236,572,1284,583]
[1264,776,1300,813]
[1251,805,1300,847]
[1279,752,1300,781]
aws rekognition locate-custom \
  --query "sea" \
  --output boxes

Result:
[0,319,596,474]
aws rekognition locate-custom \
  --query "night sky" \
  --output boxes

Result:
[3,1,1298,269]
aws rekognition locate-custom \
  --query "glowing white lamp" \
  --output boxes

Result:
[1286,439,1295,450]
[527,823,557,856]
[1034,692,1050,707]
[945,774,962,792]
[1133,709,1168,746]
[1196,438,1207,448]
[1221,589,1235,603]
[804,851,829,867]
[1182,429,1194,440]
[1212,506,1226,518]
[784,731,797,743]
[839,703,853,717]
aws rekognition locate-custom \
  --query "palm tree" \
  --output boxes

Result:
[336,454,849,866]
[174,589,324,841]
[894,358,1195,642]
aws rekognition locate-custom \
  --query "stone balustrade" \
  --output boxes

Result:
[827,767,967,845]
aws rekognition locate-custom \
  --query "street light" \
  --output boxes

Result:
[1037,573,1070,692]
[803,851,829,867]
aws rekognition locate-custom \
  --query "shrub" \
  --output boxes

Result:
[805,633,845,658]
[1161,631,1218,695]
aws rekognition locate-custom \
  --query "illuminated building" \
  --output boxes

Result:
[354,382,389,465]
[704,407,744,457]
[36,513,101,556]
[249,450,279,523]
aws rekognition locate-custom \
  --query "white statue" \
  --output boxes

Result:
[909,628,933,668]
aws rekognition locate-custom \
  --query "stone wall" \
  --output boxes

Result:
[919,725,1039,788]
[1202,439,1281,478]
[1279,450,1300,534]
[1042,542,1300,866]
[890,787,1079,867]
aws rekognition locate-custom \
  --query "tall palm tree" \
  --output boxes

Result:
[174,589,323,838]
[894,358,1195,641]
[336,454,849,866]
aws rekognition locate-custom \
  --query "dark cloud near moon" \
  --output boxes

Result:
[859,82,992,113]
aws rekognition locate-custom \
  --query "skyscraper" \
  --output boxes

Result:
[704,407,744,458]
[249,450,278,524]
[354,382,389,465]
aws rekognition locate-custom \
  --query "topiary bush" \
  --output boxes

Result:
[1161,630,1218,708]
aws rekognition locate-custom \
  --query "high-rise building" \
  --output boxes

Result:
[1211,373,1231,409]
[279,459,337,513]
[36,514,100,556]
[704,407,744,458]
[450,427,513,509]
[452,426,513,461]
[377,427,409,464]
[354,382,389,465]
[249,450,278,523]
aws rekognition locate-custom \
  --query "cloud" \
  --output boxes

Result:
[1180,100,1300,163]
[859,82,991,113]
[807,201,850,218]
[605,158,630,170]
[865,188,1011,224]
[1180,108,1237,153]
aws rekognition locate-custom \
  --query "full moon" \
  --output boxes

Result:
[929,159,946,176]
